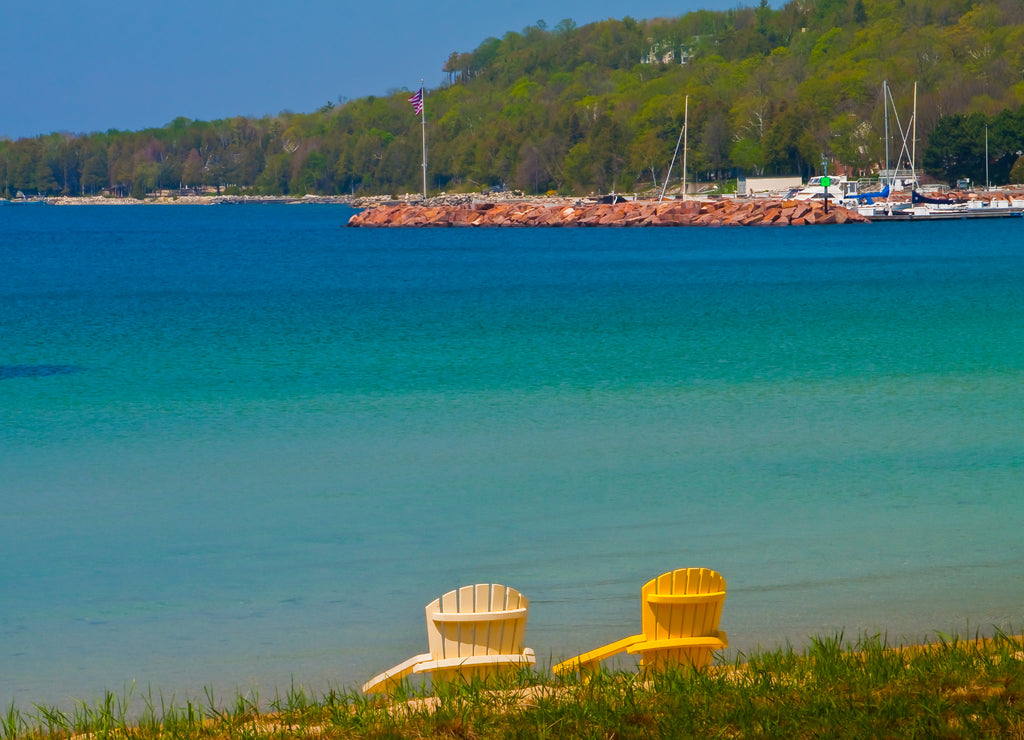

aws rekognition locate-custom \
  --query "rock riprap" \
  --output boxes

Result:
[347,198,869,227]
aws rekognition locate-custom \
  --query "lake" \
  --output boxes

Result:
[2,203,1022,710]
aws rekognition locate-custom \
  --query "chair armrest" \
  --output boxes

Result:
[414,650,536,674]
[626,631,728,654]
[361,652,433,694]
[552,634,645,676]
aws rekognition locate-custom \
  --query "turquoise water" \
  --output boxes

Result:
[2,204,1023,710]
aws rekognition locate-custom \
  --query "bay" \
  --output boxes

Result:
[2,204,1023,711]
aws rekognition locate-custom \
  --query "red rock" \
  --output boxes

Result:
[346,197,876,227]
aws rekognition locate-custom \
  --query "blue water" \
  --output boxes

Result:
[2,204,1023,711]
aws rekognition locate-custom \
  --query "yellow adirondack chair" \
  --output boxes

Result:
[362,583,536,694]
[553,567,728,675]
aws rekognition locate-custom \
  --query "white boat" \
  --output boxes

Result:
[791,175,860,202]
[862,192,1024,220]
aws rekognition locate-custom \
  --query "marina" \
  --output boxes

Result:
[856,192,1024,221]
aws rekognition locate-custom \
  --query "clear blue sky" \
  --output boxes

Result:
[1,0,757,140]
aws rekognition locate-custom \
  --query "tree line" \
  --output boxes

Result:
[4,0,1024,199]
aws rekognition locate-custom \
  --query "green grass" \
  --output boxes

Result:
[5,631,1024,739]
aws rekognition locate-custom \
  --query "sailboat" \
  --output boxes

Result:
[659,95,688,202]
[880,80,920,192]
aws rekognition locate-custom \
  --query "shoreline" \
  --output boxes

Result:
[6,632,1023,737]
[6,185,1024,214]
[3,194,355,206]
[0,191,563,208]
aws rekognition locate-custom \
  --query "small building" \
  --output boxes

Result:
[738,175,803,197]
[641,40,692,65]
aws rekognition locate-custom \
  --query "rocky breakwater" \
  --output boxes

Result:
[347,198,869,227]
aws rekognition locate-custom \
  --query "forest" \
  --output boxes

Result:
[4,0,1024,198]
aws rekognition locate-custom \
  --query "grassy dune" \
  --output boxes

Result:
[5,631,1023,739]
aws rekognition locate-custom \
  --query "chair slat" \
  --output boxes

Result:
[646,592,726,604]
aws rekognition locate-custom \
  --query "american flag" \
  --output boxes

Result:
[408,88,424,116]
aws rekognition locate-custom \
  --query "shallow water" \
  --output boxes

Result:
[2,205,1023,710]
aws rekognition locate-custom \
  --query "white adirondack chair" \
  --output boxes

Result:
[362,583,536,694]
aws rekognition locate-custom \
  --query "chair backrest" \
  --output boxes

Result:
[425,584,530,661]
[640,567,726,665]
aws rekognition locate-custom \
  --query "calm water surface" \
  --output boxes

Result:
[2,204,1023,710]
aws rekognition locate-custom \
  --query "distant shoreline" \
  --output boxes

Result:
[1,191,564,208]
[8,186,1024,213]
[5,194,357,206]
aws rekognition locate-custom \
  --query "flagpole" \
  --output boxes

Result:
[420,79,427,200]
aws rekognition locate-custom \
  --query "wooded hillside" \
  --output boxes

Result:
[4,0,1024,197]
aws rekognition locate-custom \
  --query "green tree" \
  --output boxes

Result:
[294,150,329,193]
[563,141,594,191]
[1009,155,1024,184]
[78,136,108,194]
[256,152,290,194]
[922,112,987,184]
[731,137,764,175]
[34,156,58,195]
[762,107,814,177]
[182,149,204,188]
[0,142,10,197]
[132,161,159,198]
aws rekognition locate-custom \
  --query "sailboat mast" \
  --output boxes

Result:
[659,95,688,202]
[911,82,917,190]
[986,124,990,189]
[883,81,891,187]
[681,95,688,201]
